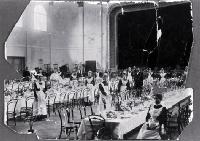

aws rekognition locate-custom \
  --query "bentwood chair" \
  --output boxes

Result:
[88,115,112,140]
[47,93,56,117]
[60,92,67,104]
[20,96,34,120]
[76,88,84,106]
[7,99,18,126]
[82,87,94,116]
[82,87,91,105]
[63,91,70,107]
[68,90,78,107]
[178,104,192,128]
[54,92,63,115]
[65,106,83,127]
[57,106,79,139]
[165,110,182,140]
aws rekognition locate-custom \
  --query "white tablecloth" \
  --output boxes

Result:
[77,88,193,139]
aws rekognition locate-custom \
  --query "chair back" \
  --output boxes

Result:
[48,93,56,105]
[68,106,84,123]
[60,92,67,103]
[54,92,61,104]
[57,107,64,126]
[69,90,77,107]
[88,115,105,139]
[7,99,18,113]
[26,96,35,108]
[164,109,181,138]
[82,87,90,98]
[76,88,83,99]
[63,91,70,106]
[65,107,74,123]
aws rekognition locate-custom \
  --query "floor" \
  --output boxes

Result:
[8,105,98,139]
[7,104,182,140]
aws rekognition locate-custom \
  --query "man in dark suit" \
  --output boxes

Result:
[22,67,30,81]
[134,68,143,97]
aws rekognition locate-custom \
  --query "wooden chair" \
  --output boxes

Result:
[76,88,84,107]
[46,93,56,117]
[53,93,63,115]
[7,99,18,126]
[164,111,182,140]
[179,104,191,128]
[68,90,78,108]
[57,106,78,139]
[81,87,94,116]
[65,106,83,127]
[82,87,91,104]
[20,96,34,120]
[88,115,112,140]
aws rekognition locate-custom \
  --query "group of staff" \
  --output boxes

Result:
[17,65,188,121]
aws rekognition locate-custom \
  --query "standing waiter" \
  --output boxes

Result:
[134,68,144,97]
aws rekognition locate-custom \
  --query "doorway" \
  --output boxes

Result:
[7,56,25,74]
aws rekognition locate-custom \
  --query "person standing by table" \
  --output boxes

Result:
[95,72,103,85]
[97,82,112,114]
[159,68,166,87]
[136,93,167,139]
[85,70,95,86]
[134,68,144,97]
[127,67,134,85]
[33,76,47,121]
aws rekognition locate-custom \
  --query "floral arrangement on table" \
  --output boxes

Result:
[106,111,117,119]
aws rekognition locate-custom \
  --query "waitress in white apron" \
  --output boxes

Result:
[33,76,47,120]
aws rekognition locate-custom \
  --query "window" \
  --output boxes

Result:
[34,5,47,31]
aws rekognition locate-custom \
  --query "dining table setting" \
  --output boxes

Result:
[77,88,193,139]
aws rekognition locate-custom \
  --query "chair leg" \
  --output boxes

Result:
[13,113,16,126]
[68,129,71,137]
[90,106,94,115]
[84,107,86,116]
[75,126,78,139]
[53,104,55,114]
[59,128,62,139]
[20,112,22,120]
[55,104,57,115]
[7,113,9,126]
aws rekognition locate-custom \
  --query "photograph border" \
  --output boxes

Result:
[0,0,199,141]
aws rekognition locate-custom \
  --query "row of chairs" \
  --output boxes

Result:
[57,103,94,139]
[20,96,35,120]
[6,96,35,126]
[5,81,33,95]
[57,105,111,140]
[7,99,18,126]
[46,87,99,117]
[162,101,192,140]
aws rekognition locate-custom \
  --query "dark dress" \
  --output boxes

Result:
[134,72,143,97]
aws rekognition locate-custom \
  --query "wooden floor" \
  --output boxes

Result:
[8,105,98,139]
[7,105,181,140]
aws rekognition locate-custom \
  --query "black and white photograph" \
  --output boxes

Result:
[3,0,193,140]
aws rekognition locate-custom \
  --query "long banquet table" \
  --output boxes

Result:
[77,88,193,139]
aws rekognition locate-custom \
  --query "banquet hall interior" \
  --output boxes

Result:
[4,0,193,140]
